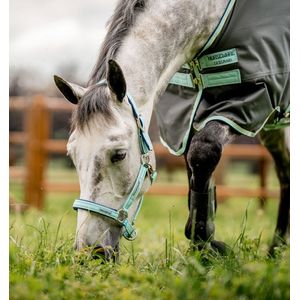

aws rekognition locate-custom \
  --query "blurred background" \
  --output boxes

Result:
[10,0,119,96]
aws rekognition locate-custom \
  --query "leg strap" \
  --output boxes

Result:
[190,184,216,221]
[188,183,216,241]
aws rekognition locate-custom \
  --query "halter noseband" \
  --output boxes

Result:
[72,80,157,240]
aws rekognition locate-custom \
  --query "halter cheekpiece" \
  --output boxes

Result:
[72,79,157,240]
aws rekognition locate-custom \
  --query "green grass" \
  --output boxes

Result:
[9,165,289,300]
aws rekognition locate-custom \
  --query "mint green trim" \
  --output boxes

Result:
[182,63,191,70]
[194,116,257,137]
[201,69,241,88]
[162,0,238,155]
[199,0,237,55]
[178,67,241,90]
[263,118,290,131]
[263,104,290,130]
[123,165,148,210]
[199,48,238,69]
[160,90,203,156]
[263,123,290,131]
[169,72,195,88]
[193,107,281,137]
[73,199,119,220]
[131,196,144,225]
[169,69,241,89]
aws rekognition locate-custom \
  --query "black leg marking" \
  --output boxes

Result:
[184,121,238,249]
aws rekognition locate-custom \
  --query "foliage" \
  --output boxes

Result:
[10,189,289,300]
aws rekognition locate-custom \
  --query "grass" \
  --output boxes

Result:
[9,164,289,300]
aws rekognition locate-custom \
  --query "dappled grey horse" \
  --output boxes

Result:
[54,0,289,259]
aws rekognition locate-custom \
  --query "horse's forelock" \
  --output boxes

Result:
[71,85,113,131]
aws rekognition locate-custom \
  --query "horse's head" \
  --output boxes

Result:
[54,60,155,260]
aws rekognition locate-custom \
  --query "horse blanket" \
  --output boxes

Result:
[155,0,290,155]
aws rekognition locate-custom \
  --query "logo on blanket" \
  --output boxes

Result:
[201,48,238,69]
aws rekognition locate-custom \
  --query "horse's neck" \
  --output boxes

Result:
[116,0,228,129]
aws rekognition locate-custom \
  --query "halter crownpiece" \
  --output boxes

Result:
[73,80,157,240]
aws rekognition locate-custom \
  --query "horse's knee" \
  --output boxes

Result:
[187,134,222,173]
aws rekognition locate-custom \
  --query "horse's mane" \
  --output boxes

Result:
[88,0,146,85]
[73,0,146,130]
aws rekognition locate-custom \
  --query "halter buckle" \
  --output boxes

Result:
[148,166,157,184]
[136,115,144,131]
[141,153,150,165]
[117,209,128,222]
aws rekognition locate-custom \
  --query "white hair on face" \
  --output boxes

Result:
[71,0,227,251]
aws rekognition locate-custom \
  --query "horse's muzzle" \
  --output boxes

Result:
[92,244,119,262]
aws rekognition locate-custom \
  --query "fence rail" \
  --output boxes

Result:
[9,96,278,209]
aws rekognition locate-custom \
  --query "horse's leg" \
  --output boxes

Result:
[259,128,290,256]
[185,121,238,253]
[184,150,217,216]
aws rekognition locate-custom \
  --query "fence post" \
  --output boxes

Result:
[24,95,50,209]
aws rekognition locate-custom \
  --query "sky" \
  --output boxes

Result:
[9,0,119,90]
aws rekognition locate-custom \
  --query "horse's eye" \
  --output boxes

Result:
[111,150,127,163]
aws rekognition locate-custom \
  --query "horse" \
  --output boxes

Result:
[54,0,290,260]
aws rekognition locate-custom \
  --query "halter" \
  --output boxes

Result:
[72,80,157,240]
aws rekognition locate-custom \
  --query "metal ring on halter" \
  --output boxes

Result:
[123,228,137,241]
[117,209,128,223]
[136,116,145,131]
[141,153,150,165]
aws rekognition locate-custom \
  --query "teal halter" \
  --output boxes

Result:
[73,80,157,241]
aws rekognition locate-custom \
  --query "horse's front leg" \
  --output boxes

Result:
[185,121,237,253]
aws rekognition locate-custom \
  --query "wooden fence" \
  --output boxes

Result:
[9,95,278,209]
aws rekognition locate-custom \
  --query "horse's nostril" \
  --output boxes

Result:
[91,244,119,262]
[92,246,106,260]
[93,246,105,253]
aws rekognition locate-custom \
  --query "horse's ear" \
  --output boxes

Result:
[53,75,86,104]
[107,59,126,102]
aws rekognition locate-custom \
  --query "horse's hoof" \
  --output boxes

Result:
[268,241,287,258]
[267,245,277,258]
[267,235,287,257]
[210,240,232,256]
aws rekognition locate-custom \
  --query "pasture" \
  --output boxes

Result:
[9,0,290,299]
[9,164,289,300]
